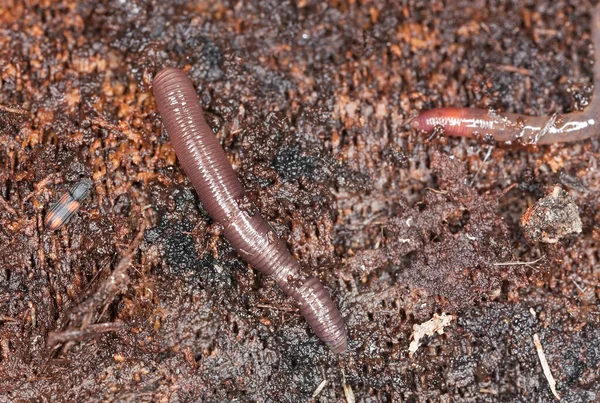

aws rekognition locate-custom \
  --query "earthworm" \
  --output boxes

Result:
[413,4,600,145]
[45,178,92,230]
[152,67,347,353]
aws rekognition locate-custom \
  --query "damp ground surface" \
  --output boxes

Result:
[1,0,599,401]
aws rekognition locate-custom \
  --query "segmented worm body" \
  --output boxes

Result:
[413,4,600,145]
[152,67,347,353]
[45,178,92,230]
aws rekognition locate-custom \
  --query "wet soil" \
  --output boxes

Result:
[0,0,599,401]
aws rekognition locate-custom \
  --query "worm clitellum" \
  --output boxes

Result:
[152,67,347,353]
[45,178,92,230]
[413,4,600,145]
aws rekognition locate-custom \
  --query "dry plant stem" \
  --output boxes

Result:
[72,221,146,329]
[413,5,600,145]
[533,333,561,400]
[0,104,28,115]
[0,195,17,216]
[47,322,124,345]
[41,225,145,373]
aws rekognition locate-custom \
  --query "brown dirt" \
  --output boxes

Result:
[1,0,599,401]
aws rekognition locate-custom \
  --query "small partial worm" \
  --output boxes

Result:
[152,67,347,353]
[45,178,92,230]
[413,4,600,145]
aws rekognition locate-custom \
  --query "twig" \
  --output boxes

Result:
[571,278,586,293]
[41,224,146,375]
[21,173,61,205]
[569,275,600,288]
[0,195,17,216]
[312,379,328,399]
[424,187,448,195]
[80,222,146,328]
[492,256,545,268]
[533,112,558,144]
[0,339,9,361]
[56,222,146,331]
[90,117,142,142]
[469,145,494,186]
[0,104,28,115]
[342,369,355,403]
[0,315,17,323]
[479,387,498,395]
[488,63,532,76]
[256,304,298,313]
[404,114,416,127]
[90,117,124,136]
[533,333,560,400]
[499,183,518,198]
[47,322,124,345]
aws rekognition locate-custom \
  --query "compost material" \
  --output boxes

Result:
[0,0,599,401]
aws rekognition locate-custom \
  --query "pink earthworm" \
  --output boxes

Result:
[413,4,600,145]
[152,67,347,353]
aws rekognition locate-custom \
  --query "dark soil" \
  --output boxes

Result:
[1,0,599,401]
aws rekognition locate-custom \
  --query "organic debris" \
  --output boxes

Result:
[533,333,561,400]
[521,185,582,244]
[409,313,455,357]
